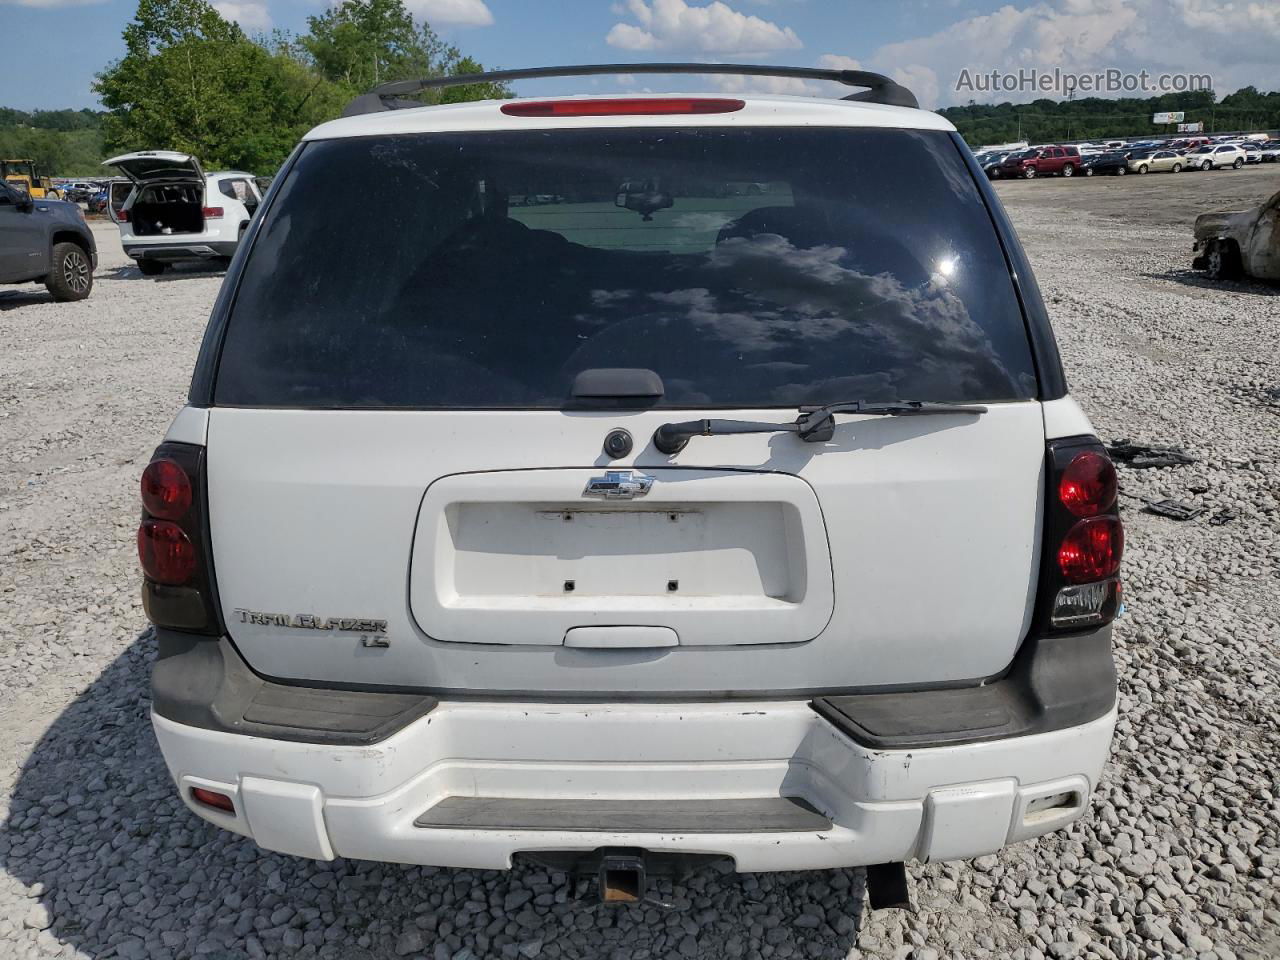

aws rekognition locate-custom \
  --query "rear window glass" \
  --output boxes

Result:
[214,127,1036,408]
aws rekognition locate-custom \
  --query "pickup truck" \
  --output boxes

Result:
[0,180,96,300]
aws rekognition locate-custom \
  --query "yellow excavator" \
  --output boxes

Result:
[1,159,63,199]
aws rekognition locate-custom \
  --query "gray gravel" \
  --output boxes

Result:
[2,171,1279,960]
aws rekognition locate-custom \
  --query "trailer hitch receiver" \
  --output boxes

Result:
[598,853,647,905]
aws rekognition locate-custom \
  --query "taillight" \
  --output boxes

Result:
[1058,451,1116,517]
[202,206,224,219]
[1037,438,1124,631]
[138,442,222,634]
[140,458,192,520]
[1058,517,1123,583]
[118,209,129,222]
[501,97,745,117]
[138,519,197,584]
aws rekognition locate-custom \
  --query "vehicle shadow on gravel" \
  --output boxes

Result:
[0,289,55,310]
[102,263,227,283]
[1147,268,1280,295]
[1,631,869,960]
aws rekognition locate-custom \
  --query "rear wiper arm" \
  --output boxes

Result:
[652,400,987,454]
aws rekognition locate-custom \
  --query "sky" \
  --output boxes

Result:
[3,0,1279,112]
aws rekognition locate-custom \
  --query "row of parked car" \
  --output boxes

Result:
[976,138,1278,179]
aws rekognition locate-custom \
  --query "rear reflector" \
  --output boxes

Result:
[501,97,745,118]
[191,787,234,813]
[202,206,224,219]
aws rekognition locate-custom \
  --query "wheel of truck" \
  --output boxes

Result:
[1206,240,1242,281]
[1023,167,1036,179]
[137,259,167,276]
[1201,160,1213,171]
[1062,164,1075,177]
[1232,157,1243,169]
[45,242,92,302]
[1172,163,1182,173]
[1137,164,1149,174]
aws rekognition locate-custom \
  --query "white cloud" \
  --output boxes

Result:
[213,0,271,30]
[852,0,1280,108]
[606,0,802,53]
[709,73,818,95]
[405,0,493,26]
[816,54,863,72]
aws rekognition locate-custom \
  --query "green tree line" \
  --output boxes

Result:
[3,0,509,177]
[0,108,107,177]
[89,0,507,175]
[942,87,1280,147]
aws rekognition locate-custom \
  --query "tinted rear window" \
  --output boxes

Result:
[214,127,1036,408]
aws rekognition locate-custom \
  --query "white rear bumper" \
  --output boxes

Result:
[152,700,1115,872]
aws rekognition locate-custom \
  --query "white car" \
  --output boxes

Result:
[1187,144,1246,171]
[103,151,262,275]
[1261,142,1280,163]
[1237,142,1263,164]
[137,65,1121,907]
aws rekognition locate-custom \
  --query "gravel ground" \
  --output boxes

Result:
[1,166,1278,960]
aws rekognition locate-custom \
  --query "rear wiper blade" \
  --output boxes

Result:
[794,400,988,440]
[652,400,986,454]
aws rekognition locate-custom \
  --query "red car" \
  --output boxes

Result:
[996,145,1082,179]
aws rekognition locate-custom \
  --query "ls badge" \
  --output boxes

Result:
[583,469,654,500]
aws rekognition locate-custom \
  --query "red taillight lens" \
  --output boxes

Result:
[1058,517,1123,584]
[501,97,745,118]
[1058,451,1117,517]
[191,787,234,813]
[202,206,224,219]
[138,519,197,584]
[140,458,192,520]
[118,209,129,221]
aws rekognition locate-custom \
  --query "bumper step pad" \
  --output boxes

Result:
[415,796,831,833]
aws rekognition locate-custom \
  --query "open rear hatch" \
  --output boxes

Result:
[103,151,206,236]
[103,150,205,185]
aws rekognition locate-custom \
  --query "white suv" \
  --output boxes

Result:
[137,65,1121,906]
[103,151,262,274]
[1187,143,1246,171]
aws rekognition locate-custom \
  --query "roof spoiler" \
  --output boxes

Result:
[340,63,919,118]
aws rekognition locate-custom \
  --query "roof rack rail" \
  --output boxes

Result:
[340,63,918,118]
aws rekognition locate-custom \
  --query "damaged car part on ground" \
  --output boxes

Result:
[1106,438,1198,469]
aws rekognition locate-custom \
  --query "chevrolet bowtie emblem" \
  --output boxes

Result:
[583,470,655,500]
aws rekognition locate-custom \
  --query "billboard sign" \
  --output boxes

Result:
[1153,111,1185,124]
[1177,121,1204,133]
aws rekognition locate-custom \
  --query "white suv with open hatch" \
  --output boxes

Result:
[104,151,262,274]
